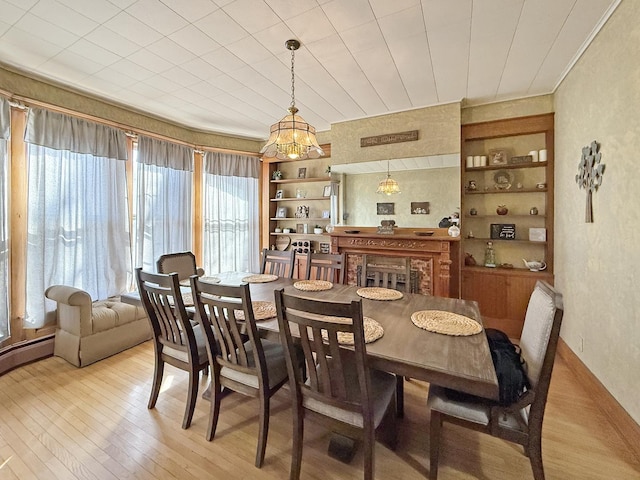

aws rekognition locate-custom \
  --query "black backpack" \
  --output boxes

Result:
[485,328,530,406]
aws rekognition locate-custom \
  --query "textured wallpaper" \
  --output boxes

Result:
[554,0,640,422]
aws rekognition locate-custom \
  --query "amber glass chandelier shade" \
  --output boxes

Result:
[260,107,324,160]
[376,161,401,194]
[376,175,401,195]
[260,39,324,161]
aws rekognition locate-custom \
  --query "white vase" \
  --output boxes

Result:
[314,228,323,235]
[447,225,460,237]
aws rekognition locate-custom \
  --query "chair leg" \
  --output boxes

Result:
[206,378,223,441]
[290,407,304,480]
[182,368,199,429]
[396,375,404,418]
[148,357,164,409]
[528,437,546,480]
[255,395,270,468]
[363,425,375,480]
[429,410,443,480]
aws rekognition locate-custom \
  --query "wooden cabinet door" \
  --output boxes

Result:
[461,270,507,320]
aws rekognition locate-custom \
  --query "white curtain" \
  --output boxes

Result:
[0,98,9,340]
[133,135,193,272]
[24,108,129,327]
[202,152,260,274]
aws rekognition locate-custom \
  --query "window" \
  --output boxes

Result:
[24,108,130,327]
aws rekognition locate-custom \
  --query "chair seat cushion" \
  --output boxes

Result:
[220,339,288,390]
[427,385,491,426]
[162,323,208,364]
[304,365,396,429]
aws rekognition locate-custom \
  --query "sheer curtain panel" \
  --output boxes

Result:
[0,97,10,340]
[24,108,130,328]
[133,136,193,272]
[202,152,260,274]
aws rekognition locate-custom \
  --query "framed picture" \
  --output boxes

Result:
[322,185,332,197]
[489,149,509,165]
[377,202,395,215]
[276,207,287,218]
[411,202,430,214]
[275,189,284,199]
[297,167,307,178]
[296,223,304,234]
[321,210,331,218]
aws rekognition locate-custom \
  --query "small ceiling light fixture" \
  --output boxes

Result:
[260,39,324,160]
[376,161,401,195]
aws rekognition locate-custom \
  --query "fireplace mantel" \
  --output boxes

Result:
[329,227,460,297]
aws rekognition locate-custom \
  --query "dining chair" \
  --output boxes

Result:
[361,254,411,416]
[135,268,209,429]
[191,278,289,468]
[305,252,345,283]
[427,280,564,480]
[274,288,398,480]
[261,248,295,278]
[157,251,205,284]
[361,255,411,293]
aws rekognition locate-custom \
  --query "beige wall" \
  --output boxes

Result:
[343,167,459,228]
[0,66,263,153]
[330,102,461,165]
[554,0,639,422]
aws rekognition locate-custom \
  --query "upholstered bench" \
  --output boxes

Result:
[45,285,151,367]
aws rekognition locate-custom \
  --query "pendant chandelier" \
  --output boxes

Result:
[376,161,401,195]
[260,39,324,160]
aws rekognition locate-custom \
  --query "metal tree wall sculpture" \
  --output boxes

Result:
[575,140,605,223]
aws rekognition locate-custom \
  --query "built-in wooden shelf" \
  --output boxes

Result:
[465,188,547,194]
[270,197,327,202]
[271,177,330,184]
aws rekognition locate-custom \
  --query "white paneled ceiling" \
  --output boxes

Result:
[0,0,619,140]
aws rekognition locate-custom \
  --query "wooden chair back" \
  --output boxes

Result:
[261,248,295,278]
[427,280,564,480]
[305,252,346,283]
[191,280,266,390]
[361,255,411,292]
[274,289,372,422]
[135,267,208,430]
[157,251,202,282]
[136,268,197,363]
[275,288,398,479]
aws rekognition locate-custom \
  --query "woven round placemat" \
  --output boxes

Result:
[356,287,403,301]
[293,280,333,292]
[169,292,194,307]
[242,274,279,283]
[321,317,384,345]
[234,301,277,321]
[411,310,482,336]
[179,276,221,287]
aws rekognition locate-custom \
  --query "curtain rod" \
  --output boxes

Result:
[4,91,261,158]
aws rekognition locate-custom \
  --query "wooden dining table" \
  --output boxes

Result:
[205,272,499,402]
[124,271,498,463]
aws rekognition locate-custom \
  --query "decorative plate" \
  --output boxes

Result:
[414,231,435,236]
[293,280,333,291]
[344,230,360,234]
[493,170,513,190]
[356,287,403,301]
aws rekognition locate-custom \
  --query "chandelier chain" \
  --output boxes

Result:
[290,45,296,109]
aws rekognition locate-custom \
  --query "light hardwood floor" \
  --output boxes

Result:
[0,341,638,480]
